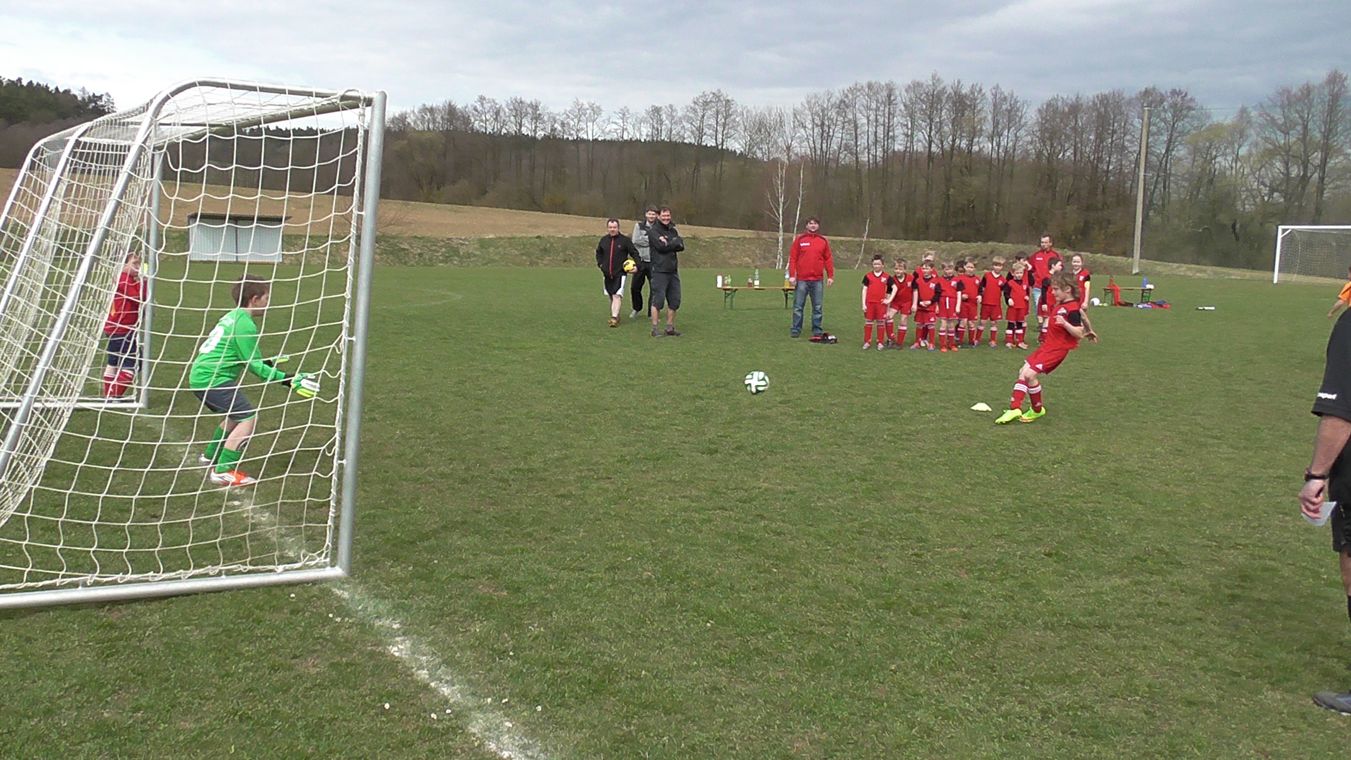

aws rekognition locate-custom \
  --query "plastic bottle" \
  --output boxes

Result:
[753,269,760,287]
[1308,500,1339,527]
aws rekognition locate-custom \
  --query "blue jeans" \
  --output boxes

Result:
[791,279,824,336]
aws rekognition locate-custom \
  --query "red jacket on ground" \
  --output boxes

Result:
[789,232,835,281]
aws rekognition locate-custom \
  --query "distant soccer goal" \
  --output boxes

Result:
[1273,225,1351,283]
[0,80,385,609]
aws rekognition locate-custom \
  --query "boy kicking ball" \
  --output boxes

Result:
[995,272,1097,425]
[189,275,319,487]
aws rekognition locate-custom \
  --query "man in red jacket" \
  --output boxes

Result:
[788,217,835,338]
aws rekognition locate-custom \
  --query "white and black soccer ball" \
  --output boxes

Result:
[1089,296,1102,307]
[744,370,769,394]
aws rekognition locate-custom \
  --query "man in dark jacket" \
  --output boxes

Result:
[1302,308,1351,713]
[596,218,639,328]
[630,206,657,319]
[646,206,685,337]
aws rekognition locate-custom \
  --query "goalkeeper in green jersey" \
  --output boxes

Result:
[189,275,319,488]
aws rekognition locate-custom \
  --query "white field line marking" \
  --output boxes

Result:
[131,414,547,760]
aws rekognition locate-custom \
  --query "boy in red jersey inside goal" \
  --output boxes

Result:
[102,250,144,399]
[996,272,1098,424]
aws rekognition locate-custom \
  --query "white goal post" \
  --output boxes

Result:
[1273,225,1351,284]
[0,80,385,609]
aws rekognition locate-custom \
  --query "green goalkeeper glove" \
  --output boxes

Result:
[288,372,320,399]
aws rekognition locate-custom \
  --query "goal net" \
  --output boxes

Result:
[1273,225,1351,283]
[0,80,385,608]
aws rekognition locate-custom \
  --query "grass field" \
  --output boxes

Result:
[2,255,1349,757]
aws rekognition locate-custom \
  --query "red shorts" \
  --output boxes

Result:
[937,299,959,319]
[959,303,978,320]
[914,309,936,325]
[980,303,1003,321]
[1006,306,1028,322]
[888,300,912,316]
[864,302,888,320]
[1026,345,1071,374]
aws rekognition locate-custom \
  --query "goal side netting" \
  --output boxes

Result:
[1273,225,1351,284]
[0,80,385,608]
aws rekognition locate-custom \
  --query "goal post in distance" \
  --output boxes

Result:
[1273,225,1351,284]
[0,80,385,609]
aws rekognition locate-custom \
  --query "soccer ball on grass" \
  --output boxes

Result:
[744,371,769,394]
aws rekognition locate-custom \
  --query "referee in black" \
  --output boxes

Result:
[1301,307,1351,713]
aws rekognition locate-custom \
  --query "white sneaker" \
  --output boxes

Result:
[629,310,639,319]
[209,470,257,487]
[198,455,213,465]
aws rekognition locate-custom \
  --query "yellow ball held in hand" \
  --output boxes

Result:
[623,258,637,274]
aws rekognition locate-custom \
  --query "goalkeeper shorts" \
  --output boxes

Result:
[193,383,257,421]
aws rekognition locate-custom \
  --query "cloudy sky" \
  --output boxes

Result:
[2,0,1346,116]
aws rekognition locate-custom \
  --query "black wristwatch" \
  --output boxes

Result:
[1305,469,1330,481]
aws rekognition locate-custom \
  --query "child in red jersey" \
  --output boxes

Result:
[1070,254,1091,305]
[1004,260,1031,348]
[995,272,1098,424]
[860,255,896,351]
[887,257,913,348]
[910,260,940,350]
[978,256,1007,347]
[957,259,981,346]
[936,261,963,352]
[102,250,144,398]
[1035,257,1064,344]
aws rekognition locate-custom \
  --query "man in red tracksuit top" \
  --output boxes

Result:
[788,216,835,338]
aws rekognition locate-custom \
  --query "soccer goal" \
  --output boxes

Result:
[0,80,385,609]
[1272,225,1351,284]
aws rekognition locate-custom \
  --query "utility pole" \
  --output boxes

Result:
[1131,105,1151,275]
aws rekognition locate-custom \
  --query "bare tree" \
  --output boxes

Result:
[1312,69,1348,222]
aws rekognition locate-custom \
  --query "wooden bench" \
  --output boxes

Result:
[720,285,794,309]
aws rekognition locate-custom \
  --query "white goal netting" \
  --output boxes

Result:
[0,80,384,605]
[1273,225,1351,283]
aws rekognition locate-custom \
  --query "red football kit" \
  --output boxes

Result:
[890,271,914,314]
[937,275,961,319]
[957,274,980,320]
[1026,299,1084,374]
[1005,274,1030,323]
[862,271,894,320]
[1074,268,1092,303]
[979,271,1005,321]
[912,274,940,325]
[104,271,144,336]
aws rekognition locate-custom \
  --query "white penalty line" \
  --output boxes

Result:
[132,414,547,759]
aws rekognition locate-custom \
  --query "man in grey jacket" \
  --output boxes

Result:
[629,206,657,318]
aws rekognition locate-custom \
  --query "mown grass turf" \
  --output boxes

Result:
[1,264,1348,757]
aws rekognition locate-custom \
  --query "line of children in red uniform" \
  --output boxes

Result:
[860,250,1092,352]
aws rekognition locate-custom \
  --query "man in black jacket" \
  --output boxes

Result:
[596,218,639,328]
[646,206,684,337]
[1302,308,1351,713]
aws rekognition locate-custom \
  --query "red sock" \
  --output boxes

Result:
[957,325,965,344]
[1016,327,1025,344]
[1039,325,1047,343]
[898,323,908,344]
[885,319,894,342]
[975,326,983,343]
[1011,382,1027,409]
[1029,384,1043,411]
[116,369,134,398]
[1005,326,1014,346]
[102,367,115,398]
[864,323,873,343]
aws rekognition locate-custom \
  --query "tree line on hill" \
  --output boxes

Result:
[381,69,1349,270]
[0,77,115,167]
